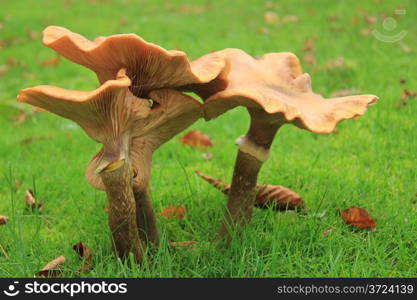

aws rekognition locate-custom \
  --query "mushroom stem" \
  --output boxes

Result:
[100,159,144,263]
[133,186,159,246]
[218,108,283,242]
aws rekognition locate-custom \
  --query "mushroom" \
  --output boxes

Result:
[41,25,224,245]
[200,49,378,240]
[42,26,229,98]
[18,69,203,261]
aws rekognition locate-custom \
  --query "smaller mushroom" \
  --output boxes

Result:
[200,49,378,241]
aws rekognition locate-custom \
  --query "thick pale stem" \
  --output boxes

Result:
[100,159,144,263]
[133,186,159,246]
[218,109,283,242]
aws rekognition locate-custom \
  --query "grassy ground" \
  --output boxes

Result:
[0,0,416,277]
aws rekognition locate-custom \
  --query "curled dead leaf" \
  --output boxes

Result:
[24,189,43,213]
[281,15,300,24]
[180,130,213,151]
[396,89,416,107]
[0,215,8,225]
[0,65,8,77]
[264,11,278,24]
[195,171,305,211]
[160,205,187,219]
[169,241,198,247]
[19,135,53,145]
[40,56,60,66]
[38,255,65,277]
[72,242,93,273]
[341,206,376,230]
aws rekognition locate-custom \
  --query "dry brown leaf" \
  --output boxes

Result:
[0,65,8,77]
[341,206,376,230]
[14,179,22,188]
[331,88,362,97]
[0,216,8,225]
[322,228,333,236]
[328,15,339,22]
[303,53,316,65]
[195,171,305,211]
[19,135,52,145]
[364,15,378,24]
[40,56,60,66]
[302,38,315,53]
[264,11,278,24]
[281,15,299,24]
[160,205,187,219]
[396,88,416,107]
[38,255,65,277]
[257,27,270,35]
[12,110,31,126]
[202,153,214,160]
[180,130,213,151]
[24,189,43,213]
[169,241,198,247]
[360,28,372,36]
[72,242,93,273]
[26,29,38,40]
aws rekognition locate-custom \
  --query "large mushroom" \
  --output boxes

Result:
[41,26,227,246]
[18,69,203,261]
[200,49,378,241]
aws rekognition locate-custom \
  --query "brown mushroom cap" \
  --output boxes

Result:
[42,26,228,98]
[86,88,203,190]
[202,49,378,133]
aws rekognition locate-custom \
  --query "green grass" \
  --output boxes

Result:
[0,0,416,277]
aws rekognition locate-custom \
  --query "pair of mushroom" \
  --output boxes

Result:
[18,26,377,261]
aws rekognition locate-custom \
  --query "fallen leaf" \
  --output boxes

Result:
[396,88,416,107]
[38,255,65,277]
[72,242,93,273]
[331,88,362,97]
[257,27,270,35]
[180,130,213,150]
[302,38,315,53]
[160,205,187,219]
[322,228,333,236]
[24,189,43,213]
[0,65,8,77]
[0,216,8,225]
[14,179,22,188]
[40,56,60,66]
[341,206,376,230]
[360,28,372,36]
[264,11,278,24]
[26,29,38,40]
[364,15,378,24]
[195,171,305,211]
[12,111,30,126]
[169,241,198,247]
[202,153,214,160]
[281,15,300,24]
[303,53,316,65]
[19,135,52,145]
